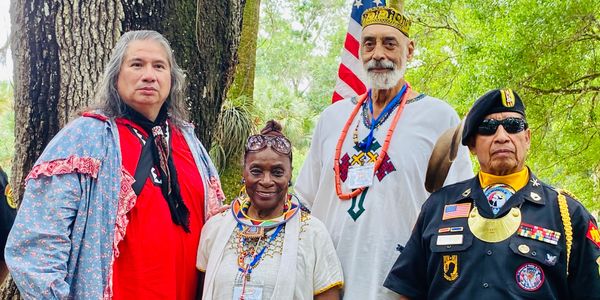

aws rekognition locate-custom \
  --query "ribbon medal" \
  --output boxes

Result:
[438,226,464,233]
[517,223,561,245]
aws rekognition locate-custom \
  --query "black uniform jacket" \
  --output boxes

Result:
[384,172,600,300]
[0,168,16,261]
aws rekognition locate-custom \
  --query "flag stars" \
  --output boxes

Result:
[373,0,383,5]
[354,0,363,8]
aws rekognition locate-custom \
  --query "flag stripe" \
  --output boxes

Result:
[332,0,386,103]
[344,33,360,59]
[340,50,366,81]
[338,64,366,95]
[332,91,344,102]
[334,76,362,99]
[347,18,363,42]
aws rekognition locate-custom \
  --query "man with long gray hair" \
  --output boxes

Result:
[5,30,225,299]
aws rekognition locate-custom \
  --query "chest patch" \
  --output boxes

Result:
[515,263,545,292]
[483,183,514,215]
[443,254,459,281]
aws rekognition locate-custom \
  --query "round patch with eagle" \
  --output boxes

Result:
[515,263,545,291]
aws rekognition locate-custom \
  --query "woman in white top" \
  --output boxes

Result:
[197,120,344,300]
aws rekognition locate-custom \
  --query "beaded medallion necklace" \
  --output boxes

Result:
[334,83,412,200]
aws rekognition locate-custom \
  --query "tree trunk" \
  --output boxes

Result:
[55,1,123,124]
[193,0,245,147]
[218,0,261,199]
[3,0,245,298]
[5,0,124,298]
[10,0,124,206]
[228,0,260,100]
[10,0,63,209]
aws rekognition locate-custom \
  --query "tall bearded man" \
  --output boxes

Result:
[294,2,474,299]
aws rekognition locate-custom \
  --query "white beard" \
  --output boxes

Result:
[363,59,406,90]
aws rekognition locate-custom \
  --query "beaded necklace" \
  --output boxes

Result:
[334,83,412,200]
[231,195,300,295]
[236,224,283,280]
[232,194,298,229]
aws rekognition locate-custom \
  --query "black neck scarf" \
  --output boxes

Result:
[123,104,191,233]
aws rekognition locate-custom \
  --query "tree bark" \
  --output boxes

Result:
[10,0,63,209]
[3,0,245,298]
[193,0,245,147]
[55,1,123,125]
[218,0,261,199]
[228,0,260,100]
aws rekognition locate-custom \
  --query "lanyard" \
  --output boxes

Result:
[359,84,408,152]
[334,82,413,200]
[237,223,284,276]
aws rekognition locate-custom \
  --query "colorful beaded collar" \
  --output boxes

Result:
[232,194,300,229]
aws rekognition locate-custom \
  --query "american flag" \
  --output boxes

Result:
[442,203,472,220]
[332,0,387,102]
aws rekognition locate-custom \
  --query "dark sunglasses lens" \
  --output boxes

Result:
[502,118,527,133]
[477,119,499,135]
[477,118,527,135]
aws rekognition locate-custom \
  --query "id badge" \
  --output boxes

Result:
[346,163,374,189]
[232,282,263,300]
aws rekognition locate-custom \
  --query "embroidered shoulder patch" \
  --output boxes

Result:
[4,184,16,209]
[586,221,600,248]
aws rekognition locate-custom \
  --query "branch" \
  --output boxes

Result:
[523,85,600,95]
[415,16,464,39]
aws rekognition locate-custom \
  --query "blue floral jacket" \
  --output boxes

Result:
[5,113,225,299]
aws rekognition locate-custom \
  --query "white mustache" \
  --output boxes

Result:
[366,59,396,71]
[363,58,406,90]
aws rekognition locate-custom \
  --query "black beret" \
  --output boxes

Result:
[462,89,526,145]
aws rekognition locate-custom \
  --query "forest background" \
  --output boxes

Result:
[0,0,598,215]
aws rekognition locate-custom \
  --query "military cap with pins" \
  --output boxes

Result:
[461,88,526,146]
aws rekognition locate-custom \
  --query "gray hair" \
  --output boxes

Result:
[92,30,188,122]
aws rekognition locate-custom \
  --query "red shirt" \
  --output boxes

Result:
[113,118,205,300]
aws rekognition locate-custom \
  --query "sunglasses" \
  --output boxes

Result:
[246,135,292,155]
[477,117,528,135]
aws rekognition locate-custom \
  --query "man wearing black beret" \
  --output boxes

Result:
[384,88,600,299]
